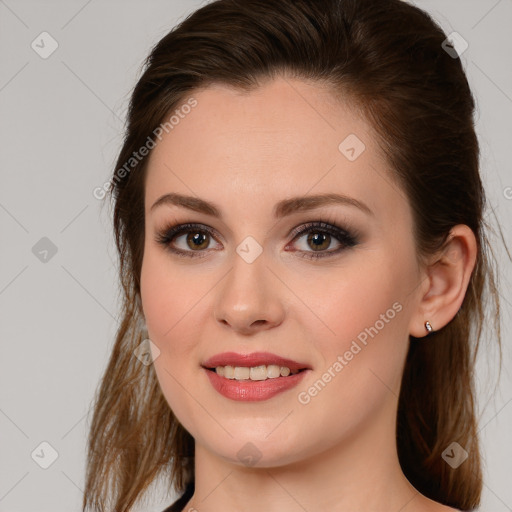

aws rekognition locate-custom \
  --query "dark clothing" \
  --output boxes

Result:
[161,481,194,512]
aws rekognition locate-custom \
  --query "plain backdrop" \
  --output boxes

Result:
[0,1,511,511]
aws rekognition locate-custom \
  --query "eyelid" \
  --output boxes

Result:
[288,221,353,242]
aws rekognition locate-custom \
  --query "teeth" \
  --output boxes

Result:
[214,364,300,380]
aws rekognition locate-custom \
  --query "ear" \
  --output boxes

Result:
[409,225,478,338]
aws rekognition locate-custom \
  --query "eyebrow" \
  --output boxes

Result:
[150,192,374,218]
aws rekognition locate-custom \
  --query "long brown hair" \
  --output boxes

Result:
[83,0,503,510]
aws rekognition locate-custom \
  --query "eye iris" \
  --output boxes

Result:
[307,232,330,251]
[187,232,209,250]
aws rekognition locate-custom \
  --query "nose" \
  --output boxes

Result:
[213,254,285,335]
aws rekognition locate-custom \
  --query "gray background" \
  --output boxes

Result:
[0,1,511,511]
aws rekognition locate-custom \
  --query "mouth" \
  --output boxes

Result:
[202,351,311,375]
[202,362,311,401]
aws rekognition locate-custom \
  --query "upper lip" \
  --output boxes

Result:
[202,351,311,372]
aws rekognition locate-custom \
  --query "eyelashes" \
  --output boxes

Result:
[287,221,359,259]
[154,220,360,260]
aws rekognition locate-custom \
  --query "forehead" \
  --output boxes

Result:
[152,78,372,163]
[144,77,406,226]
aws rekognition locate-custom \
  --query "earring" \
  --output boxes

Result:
[425,321,434,334]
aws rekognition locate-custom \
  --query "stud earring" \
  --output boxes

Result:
[425,321,434,334]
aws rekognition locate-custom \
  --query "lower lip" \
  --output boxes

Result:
[203,368,309,401]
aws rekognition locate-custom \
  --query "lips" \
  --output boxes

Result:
[202,351,311,372]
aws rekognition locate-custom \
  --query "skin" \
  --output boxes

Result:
[140,76,477,512]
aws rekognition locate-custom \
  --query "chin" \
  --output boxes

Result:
[200,426,318,469]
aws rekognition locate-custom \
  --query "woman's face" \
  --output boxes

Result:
[140,77,425,467]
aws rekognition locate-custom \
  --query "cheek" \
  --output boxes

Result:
[298,252,411,392]
[292,270,409,440]
[300,258,398,343]
[140,248,208,429]
[140,247,205,359]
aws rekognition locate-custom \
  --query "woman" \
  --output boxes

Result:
[83,0,503,511]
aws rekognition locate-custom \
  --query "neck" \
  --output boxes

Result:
[184,400,424,512]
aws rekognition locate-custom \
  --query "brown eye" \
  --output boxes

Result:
[155,223,220,258]
[185,231,210,250]
[305,232,332,252]
[288,221,358,260]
